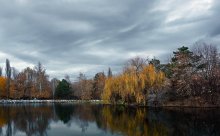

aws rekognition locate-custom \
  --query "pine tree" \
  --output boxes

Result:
[5,59,11,99]
[55,79,71,99]
[0,67,2,76]
[108,67,112,78]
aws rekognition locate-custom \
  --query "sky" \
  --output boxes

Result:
[0,0,220,80]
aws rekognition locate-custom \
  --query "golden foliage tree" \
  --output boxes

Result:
[102,59,165,105]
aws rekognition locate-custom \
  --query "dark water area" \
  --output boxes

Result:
[0,104,219,136]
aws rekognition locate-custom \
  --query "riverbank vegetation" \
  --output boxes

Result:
[0,42,220,106]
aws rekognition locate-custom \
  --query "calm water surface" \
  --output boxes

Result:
[0,103,219,136]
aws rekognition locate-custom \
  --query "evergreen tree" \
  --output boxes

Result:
[55,79,71,99]
[5,59,11,99]
[170,46,195,98]
[108,67,112,78]
[0,67,2,76]
[149,58,161,71]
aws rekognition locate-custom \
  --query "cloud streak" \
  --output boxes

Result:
[0,0,219,80]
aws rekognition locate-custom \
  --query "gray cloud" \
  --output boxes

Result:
[0,0,220,80]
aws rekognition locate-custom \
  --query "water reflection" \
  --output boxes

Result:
[0,104,219,136]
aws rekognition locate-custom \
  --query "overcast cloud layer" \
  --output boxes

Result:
[0,0,220,80]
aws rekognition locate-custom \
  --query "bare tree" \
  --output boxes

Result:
[34,62,46,93]
[125,56,148,76]
[51,78,59,99]
[74,73,92,100]
[65,75,71,83]
[24,67,34,99]
[193,42,219,78]
[92,72,106,99]
[129,57,147,69]
[11,67,19,80]
[192,42,220,103]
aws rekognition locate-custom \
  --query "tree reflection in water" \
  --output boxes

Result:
[55,104,74,124]
[0,104,219,136]
[0,105,53,136]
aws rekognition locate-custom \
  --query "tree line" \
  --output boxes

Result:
[0,42,220,105]
[0,62,51,99]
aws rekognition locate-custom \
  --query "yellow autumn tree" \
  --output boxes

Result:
[140,64,165,103]
[102,62,165,104]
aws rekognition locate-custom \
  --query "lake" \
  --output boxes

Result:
[0,103,219,136]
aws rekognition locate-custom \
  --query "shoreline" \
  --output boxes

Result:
[0,99,219,108]
[0,99,103,104]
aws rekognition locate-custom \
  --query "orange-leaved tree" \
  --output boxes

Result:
[0,76,7,98]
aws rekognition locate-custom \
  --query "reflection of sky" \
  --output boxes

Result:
[1,121,120,136]
[47,121,119,136]
[1,123,26,136]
